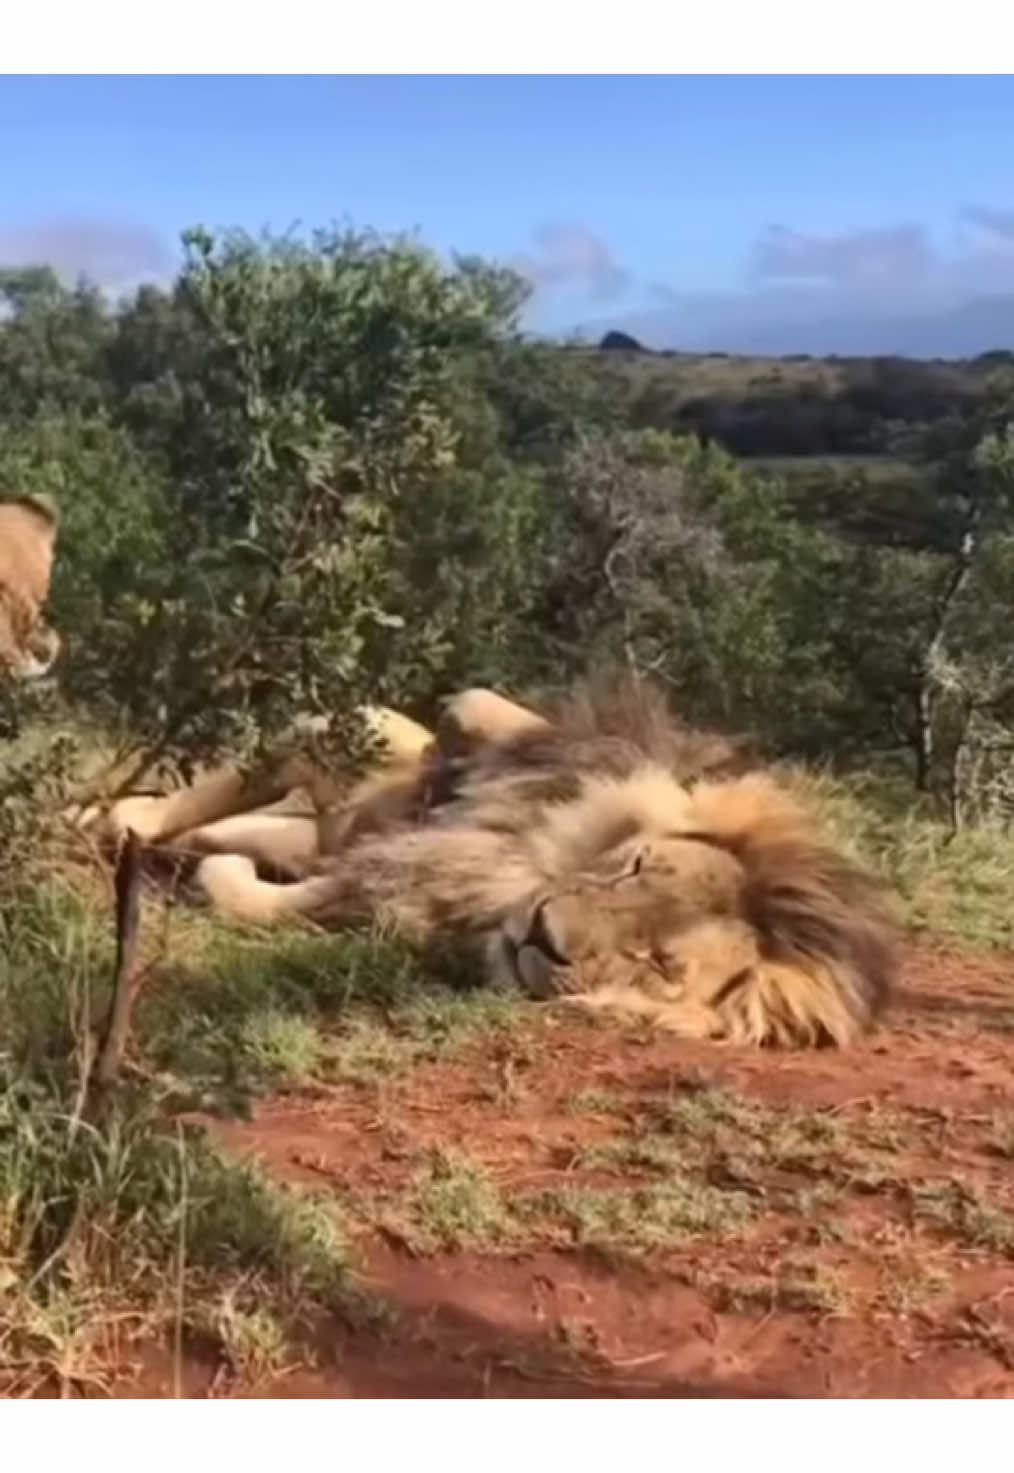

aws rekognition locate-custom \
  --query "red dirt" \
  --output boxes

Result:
[121,945,1014,1397]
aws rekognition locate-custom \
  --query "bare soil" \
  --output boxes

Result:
[121,945,1014,1397]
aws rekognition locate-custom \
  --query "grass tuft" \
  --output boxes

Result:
[518,1175,754,1250]
[796,766,1014,950]
[365,1149,513,1254]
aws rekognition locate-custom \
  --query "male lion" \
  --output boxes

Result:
[0,494,61,679]
[105,676,897,1049]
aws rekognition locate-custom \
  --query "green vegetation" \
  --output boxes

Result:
[4,223,1014,1388]
[362,1149,515,1254]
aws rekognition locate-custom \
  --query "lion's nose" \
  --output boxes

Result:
[525,898,572,966]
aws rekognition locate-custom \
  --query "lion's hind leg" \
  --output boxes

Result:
[435,688,549,757]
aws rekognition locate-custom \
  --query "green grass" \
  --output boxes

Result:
[0,1067,355,1394]
[0,868,466,1390]
[346,1144,756,1258]
[0,828,533,1390]
[520,1176,754,1250]
[790,766,1014,950]
[361,1149,515,1254]
[879,1263,952,1315]
[131,910,524,1109]
[747,454,915,475]
[239,1009,327,1087]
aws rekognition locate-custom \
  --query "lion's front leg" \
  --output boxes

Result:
[193,853,347,926]
[106,758,319,846]
[558,987,725,1040]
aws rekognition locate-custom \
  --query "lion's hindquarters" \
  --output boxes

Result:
[360,704,435,763]
[436,688,549,756]
[104,705,437,856]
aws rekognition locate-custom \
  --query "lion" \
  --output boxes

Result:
[103,675,898,1049]
[0,494,61,679]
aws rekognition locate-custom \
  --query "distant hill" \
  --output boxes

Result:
[553,341,1006,460]
[598,330,645,353]
[578,294,1014,361]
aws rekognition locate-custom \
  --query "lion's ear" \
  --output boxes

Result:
[14,494,60,531]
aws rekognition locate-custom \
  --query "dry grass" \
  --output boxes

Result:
[705,1259,852,1316]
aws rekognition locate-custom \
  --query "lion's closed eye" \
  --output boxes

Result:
[596,850,647,889]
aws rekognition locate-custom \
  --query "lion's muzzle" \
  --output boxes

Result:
[501,896,577,998]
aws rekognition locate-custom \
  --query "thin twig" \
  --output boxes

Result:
[174,1120,188,1401]
[93,828,144,1089]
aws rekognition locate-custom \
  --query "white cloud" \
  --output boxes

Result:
[513,221,631,303]
[0,217,175,291]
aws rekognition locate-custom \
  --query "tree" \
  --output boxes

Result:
[914,426,1014,823]
[0,268,111,424]
[24,227,539,784]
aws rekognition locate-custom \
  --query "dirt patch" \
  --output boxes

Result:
[107,944,1014,1397]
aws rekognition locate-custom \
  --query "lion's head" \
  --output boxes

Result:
[488,765,896,1047]
[0,494,61,680]
[499,829,753,1002]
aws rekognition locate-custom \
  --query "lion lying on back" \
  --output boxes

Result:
[103,677,897,1049]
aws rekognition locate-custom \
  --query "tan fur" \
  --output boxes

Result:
[0,494,61,678]
[172,813,320,875]
[436,687,549,755]
[362,705,435,763]
[108,761,319,846]
[195,854,338,925]
[104,704,439,851]
[130,676,897,1050]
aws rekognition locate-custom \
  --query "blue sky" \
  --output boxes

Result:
[4,75,1014,354]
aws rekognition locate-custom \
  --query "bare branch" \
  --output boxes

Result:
[92,828,144,1089]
